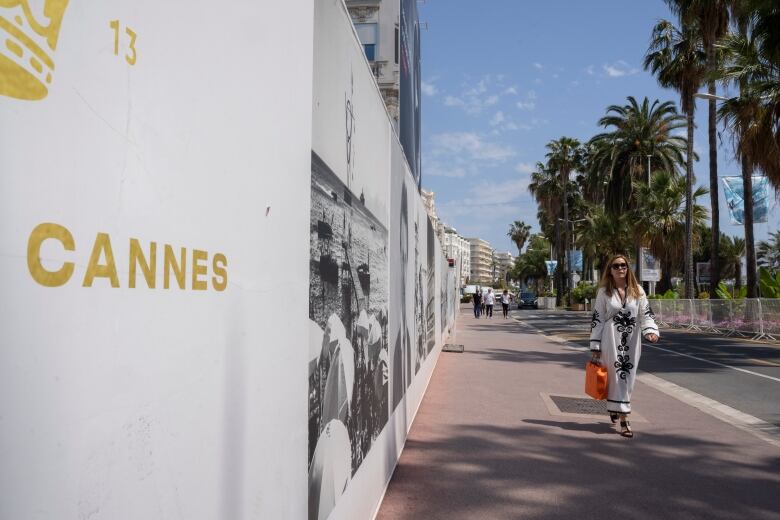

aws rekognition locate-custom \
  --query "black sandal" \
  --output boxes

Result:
[609,412,619,424]
[620,419,634,438]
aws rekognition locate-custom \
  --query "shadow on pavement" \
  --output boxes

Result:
[378,422,780,520]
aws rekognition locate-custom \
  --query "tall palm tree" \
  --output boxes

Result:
[717,1,780,296]
[545,137,584,305]
[666,0,731,297]
[757,231,780,274]
[635,170,709,293]
[575,203,634,277]
[645,18,708,298]
[507,221,532,255]
[589,96,688,214]
[719,234,746,288]
[529,160,566,300]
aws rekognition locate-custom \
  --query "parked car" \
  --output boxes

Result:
[517,292,538,309]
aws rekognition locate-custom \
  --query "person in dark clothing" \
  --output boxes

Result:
[500,289,511,318]
[473,289,482,318]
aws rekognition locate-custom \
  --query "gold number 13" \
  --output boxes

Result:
[110,20,137,66]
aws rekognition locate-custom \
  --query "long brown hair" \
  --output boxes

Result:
[599,254,641,300]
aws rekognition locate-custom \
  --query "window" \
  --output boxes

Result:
[355,23,377,61]
[363,44,376,61]
[395,27,399,64]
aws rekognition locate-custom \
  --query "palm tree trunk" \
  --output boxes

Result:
[743,155,757,297]
[554,219,562,306]
[562,169,570,306]
[685,104,695,299]
[708,80,720,296]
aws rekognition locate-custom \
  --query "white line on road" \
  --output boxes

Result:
[647,344,780,383]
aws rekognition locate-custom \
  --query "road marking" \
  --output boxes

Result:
[647,344,780,383]
[638,372,780,449]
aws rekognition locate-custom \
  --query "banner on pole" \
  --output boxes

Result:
[722,176,769,225]
[568,250,583,272]
[640,248,661,282]
[545,260,558,276]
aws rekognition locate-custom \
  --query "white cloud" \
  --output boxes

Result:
[533,62,543,70]
[585,65,595,75]
[437,178,533,221]
[421,80,438,96]
[602,60,639,78]
[431,132,516,162]
[490,111,505,126]
[516,100,536,111]
[515,162,535,174]
[444,95,464,107]
[527,90,537,100]
[441,75,517,115]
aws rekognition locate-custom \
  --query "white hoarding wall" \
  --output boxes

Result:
[310,1,456,519]
[1,2,313,519]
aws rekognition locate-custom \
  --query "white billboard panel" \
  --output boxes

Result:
[1,2,313,519]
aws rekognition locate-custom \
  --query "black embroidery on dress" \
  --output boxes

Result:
[644,302,656,321]
[590,309,600,329]
[613,310,636,380]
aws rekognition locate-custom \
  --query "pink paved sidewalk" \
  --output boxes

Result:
[376,306,780,520]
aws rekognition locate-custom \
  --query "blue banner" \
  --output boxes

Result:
[722,176,769,225]
[568,250,583,272]
[545,260,558,276]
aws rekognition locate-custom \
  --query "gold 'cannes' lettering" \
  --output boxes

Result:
[26,223,228,291]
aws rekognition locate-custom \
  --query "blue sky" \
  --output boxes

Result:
[417,0,780,256]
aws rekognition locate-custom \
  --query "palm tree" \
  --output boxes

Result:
[635,170,709,293]
[717,1,780,296]
[545,137,584,305]
[575,204,634,277]
[507,221,532,255]
[757,231,780,274]
[666,0,731,297]
[645,18,708,298]
[589,96,688,215]
[719,234,746,288]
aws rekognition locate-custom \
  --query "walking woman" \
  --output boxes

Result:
[500,289,511,319]
[589,254,659,437]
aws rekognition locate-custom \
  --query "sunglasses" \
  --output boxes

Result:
[611,263,628,270]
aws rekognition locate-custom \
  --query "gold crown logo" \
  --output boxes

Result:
[0,0,69,100]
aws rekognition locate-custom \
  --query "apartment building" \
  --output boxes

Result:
[468,238,493,285]
[345,0,400,122]
[494,251,515,283]
[444,227,470,285]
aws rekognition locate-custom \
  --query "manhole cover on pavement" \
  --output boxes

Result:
[548,395,607,415]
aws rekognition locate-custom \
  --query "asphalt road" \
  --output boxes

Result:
[511,307,780,427]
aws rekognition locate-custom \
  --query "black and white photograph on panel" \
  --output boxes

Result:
[440,258,449,335]
[308,152,389,519]
[389,159,414,414]
[413,199,428,375]
[425,217,436,355]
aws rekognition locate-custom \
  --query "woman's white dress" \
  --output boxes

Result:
[589,287,659,414]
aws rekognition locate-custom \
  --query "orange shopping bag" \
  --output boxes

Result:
[585,361,608,400]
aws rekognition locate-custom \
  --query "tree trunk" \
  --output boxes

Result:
[685,105,695,299]
[708,80,720,297]
[562,169,571,306]
[554,219,562,306]
[658,257,673,294]
[743,155,758,297]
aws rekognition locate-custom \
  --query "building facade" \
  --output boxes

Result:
[345,0,400,123]
[468,237,494,285]
[444,227,470,285]
[494,251,514,283]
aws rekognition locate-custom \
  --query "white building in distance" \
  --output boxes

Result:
[494,251,514,283]
[444,227,470,285]
[467,237,493,285]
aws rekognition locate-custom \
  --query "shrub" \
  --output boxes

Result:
[697,291,709,299]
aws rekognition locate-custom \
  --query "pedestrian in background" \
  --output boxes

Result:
[473,288,482,318]
[500,289,511,319]
[589,254,659,438]
[484,288,495,319]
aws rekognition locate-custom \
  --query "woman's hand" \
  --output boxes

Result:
[645,333,659,343]
[590,351,601,363]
